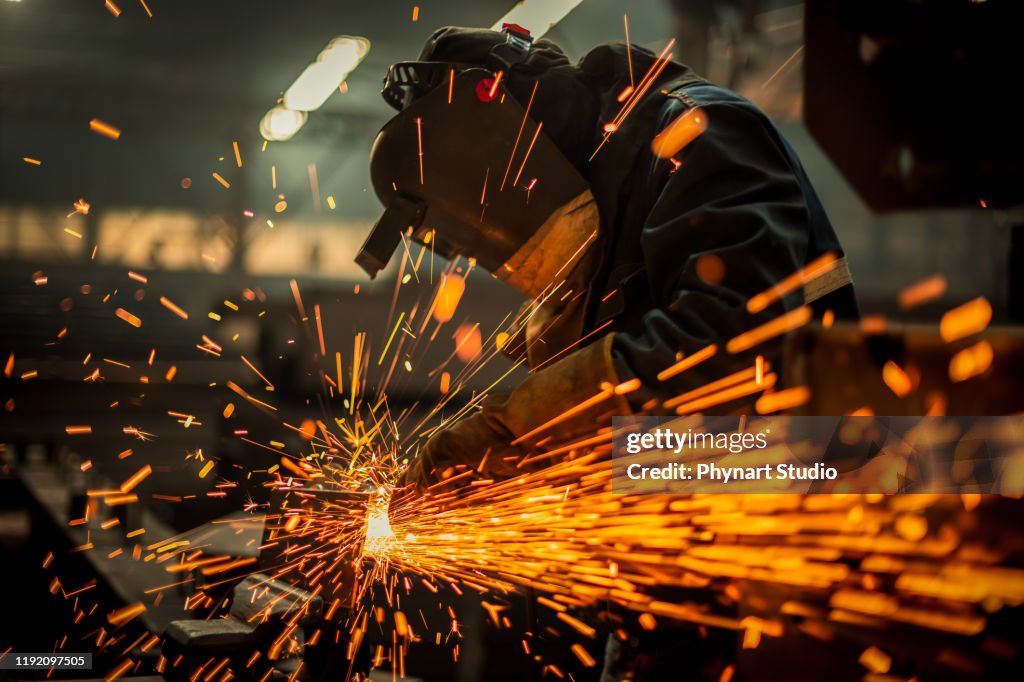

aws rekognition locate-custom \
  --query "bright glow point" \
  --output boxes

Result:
[492,0,587,38]
[363,499,396,557]
[259,106,307,142]
[284,36,370,112]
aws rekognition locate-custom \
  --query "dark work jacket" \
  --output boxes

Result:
[564,47,860,682]
[577,47,859,408]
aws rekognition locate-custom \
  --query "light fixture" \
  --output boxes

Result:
[491,0,587,38]
[259,106,307,142]
[260,35,370,143]
[284,36,371,112]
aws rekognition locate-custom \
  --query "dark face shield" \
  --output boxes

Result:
[381,61,462,111]
[355,67,597,284]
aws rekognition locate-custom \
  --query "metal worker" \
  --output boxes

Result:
[358,25,858,489]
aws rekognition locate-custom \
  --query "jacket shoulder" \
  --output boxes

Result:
[657,82,770,124]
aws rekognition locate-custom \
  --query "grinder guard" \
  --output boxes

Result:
[357,68,594,278]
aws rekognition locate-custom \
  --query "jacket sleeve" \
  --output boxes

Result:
[610,94,815,407]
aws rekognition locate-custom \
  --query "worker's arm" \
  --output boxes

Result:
[611,93,819,407]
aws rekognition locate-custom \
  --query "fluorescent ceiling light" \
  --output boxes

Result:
[259,35,369,143]
[260,106,307,142]
[492,0,587,38]
[283,36,371,112]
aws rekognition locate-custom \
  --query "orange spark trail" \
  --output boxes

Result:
[159,296,189,319]
[241,355,274,389]
[315,304,327,356]
[119,465,152,493]
[115,308,142,328]
[899,274,947,310]
[90,117,122,139]
[746,252,838,314]
[500,82,539,191]
[939,297,992,342]
[726,306,812,354]
[657,343,717,382]
[416,117,424,185]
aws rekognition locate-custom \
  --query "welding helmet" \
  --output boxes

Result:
[356,26,600,297]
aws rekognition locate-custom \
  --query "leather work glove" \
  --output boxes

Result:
[399,334,631,490]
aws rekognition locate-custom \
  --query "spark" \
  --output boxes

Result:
[669,372,776,415]
[315,304,327,356]
[623,14,634,86]
[198,461,215,479]
[432,275,465,323]
[289,279,307,319]
[416,117,424,184]
[487,70,504,99]
[651,107,707,159]
[939,297,992,342]
[882,360,913,398]
[726,306,812,354]
[657,344,717,382]
[497,83,540,191]
[104,494,137,506]
[511,121,543,188]
[241,355,275,389]
[89,118,121,139]
[335,351,344,393]
[227,380,278,412]
[119,465,152,493]
[746,252,838,314]
[378,312,406,365]
[590,39,675,161]
[755,385,811,414]
[898,274,947,310]
[571,643,597,667]
[106,659,133,682]
[859,646,892,674]
[762,45,805,90]
[948,340,993,382]
[115,308,142,328]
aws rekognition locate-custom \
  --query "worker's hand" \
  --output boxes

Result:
[396,335,630,493]
[397,396,525,491]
